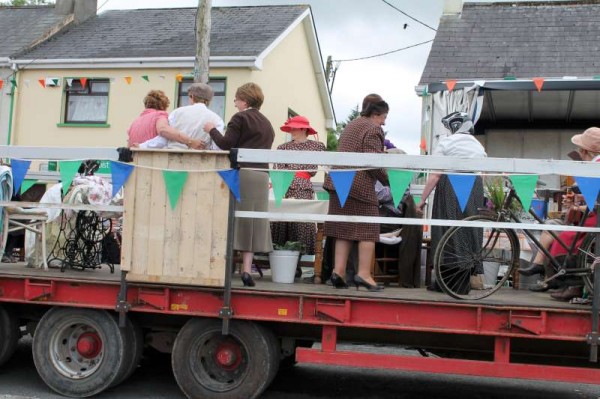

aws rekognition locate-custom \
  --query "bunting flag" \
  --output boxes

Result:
[66,78,73,87]
[421,86,428,96]
[420,137,427,151]
[110,161,135,198]
[175,74,184,82]
[413,195,421,205]
[445,79,457,92]
[0,79,3,89]
[58,160,82,195]
[573,176,600,211]
[509,174,539,212]
[388,169,414,208]
[269,170,295,208]
[142,75,150,82]
[329,170,356,208]
[38,79,46,88]
[10,78,17,88]
[532,77,545,92]
[217,169,241,202]
[162,170,188,210]
[10,159,31,195]
[20,179,37,195]
[448,174,476,212]
[52,78,59,86]
[124,76,132,85]
[80,78,87,88]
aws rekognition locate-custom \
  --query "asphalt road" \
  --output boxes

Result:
[0,338,598,399]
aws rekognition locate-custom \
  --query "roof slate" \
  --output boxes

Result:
[14,5,309,59]
[0,6,68,57]
[419,1,600,84]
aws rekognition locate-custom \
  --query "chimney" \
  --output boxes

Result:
[74,0,98,24]
[443,0,463,15]
[54,0,74,15]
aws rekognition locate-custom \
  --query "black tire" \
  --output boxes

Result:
[434,215,519,300]
[279,339,313,371]
[577,234,596,295]
[172,318,277,399]
[32,307,125,397]
[255,324,280,388]
[111,316,144,387]
[0,305,20,367]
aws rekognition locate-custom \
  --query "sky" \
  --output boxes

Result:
[99,0,558,153]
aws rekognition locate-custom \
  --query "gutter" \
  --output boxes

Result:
[417,78,600,95]
[6,64,17,145]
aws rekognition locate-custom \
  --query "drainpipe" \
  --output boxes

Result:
[6,63,17,145]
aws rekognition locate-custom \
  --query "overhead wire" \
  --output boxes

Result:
[332,39,434,63]
[380,0,437,32]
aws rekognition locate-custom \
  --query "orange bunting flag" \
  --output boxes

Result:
[532,77,545,92]
[445,80,457,92]
[0,79,3,89]
[175,73,183,82]
[124,76,132,85]
[38,79,46,88]
[420,137,427,151]
[80,78,87,88]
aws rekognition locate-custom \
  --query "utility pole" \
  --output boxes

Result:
[194,0,212,83]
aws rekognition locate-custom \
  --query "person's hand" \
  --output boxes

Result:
[203,122,215,133]
[416,201,427,217]
[189,139,206,150]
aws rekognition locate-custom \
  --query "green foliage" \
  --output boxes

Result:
[484,177,521,212]
[274,241,305,253]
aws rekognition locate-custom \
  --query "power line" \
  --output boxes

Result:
[332,39,433,63]
[381,0,437,32]
[97,0,110,12]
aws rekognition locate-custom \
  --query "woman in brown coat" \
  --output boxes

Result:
[323,100,389,291]
[204,83,275,287]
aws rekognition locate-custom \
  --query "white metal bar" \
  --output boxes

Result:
[0,146,118,160]
[235,211,600,233]
[0,201,123,213]
[236,149,600,177]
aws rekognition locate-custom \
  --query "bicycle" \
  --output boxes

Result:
[433,181,597,300]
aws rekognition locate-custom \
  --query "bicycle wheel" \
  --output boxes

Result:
[434,215,520,300]
[577,234,597,295]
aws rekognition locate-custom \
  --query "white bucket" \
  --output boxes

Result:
[482,260,501,286]
[269,250,300,284]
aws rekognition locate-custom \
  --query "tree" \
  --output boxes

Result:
[326,105,360,151]
[194,0,211,83]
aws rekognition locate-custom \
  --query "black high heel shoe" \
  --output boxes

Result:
[331,272,349,289]
[354,275,383,292]
[241,272,255,287]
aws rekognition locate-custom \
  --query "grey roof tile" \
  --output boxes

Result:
[420,2,600,84]
[14,5,309,59]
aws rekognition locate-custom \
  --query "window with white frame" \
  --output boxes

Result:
[64,78,110,124]
[177,78,226,119]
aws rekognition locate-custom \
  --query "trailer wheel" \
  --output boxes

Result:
[32,307,125,397]
[172,319,277,399]
[256,324,280,388]
[111,316,144,387]
[0,305,20,367]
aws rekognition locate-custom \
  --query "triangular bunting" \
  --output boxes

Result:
[0,79,3,89]
[573,176,600,211]
[162,170,188,210]
[52,78,59,86]
[110,161,134,198]
[269,170,295,208]
[532,77,545,92]
[141,75,150,82]
[10,159,31,195]
[217,169,241,202]
[58,160,82,196]
[448,174,477,212]
[124,76,132,85]
[445,79,457,92]
[420,137,427,151]
[509,175,539,212]
[38,79,46,88]
[80,78,87,88]
[421,86,428,96]
[20,179,37,195]
[329,170,356,208]
[388,170,414,208]
[66,78,73,87]
[175,74,183,82]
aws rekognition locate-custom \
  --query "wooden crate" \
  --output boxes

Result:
[121,149,231,287]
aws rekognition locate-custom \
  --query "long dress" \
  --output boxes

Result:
[270,139,326,255]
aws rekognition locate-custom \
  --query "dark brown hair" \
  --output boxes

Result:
[361,93,383,115]
[235,82,264,110]
[362,100,389,117]
[143,90,170,111]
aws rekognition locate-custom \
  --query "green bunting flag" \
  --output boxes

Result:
[162,170,188,210]
[269,170,295,208]
[509,175,539,213]
[58,160,82,195]
[20,179,37,194]
[142,75,150,82]
[388,169,414,208]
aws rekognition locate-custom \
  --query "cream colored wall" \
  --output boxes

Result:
[12,22,328,150]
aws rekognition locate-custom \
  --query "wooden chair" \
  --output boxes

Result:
[3,207,48,269]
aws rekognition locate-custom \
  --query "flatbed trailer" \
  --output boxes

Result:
[0,147,598,398]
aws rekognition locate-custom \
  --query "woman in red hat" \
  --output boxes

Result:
[271,116,326,267]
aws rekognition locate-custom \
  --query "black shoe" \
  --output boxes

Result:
[518,262,544,276]
[354,275,383,292]
[241,272,255,287]
[550,285,583,302]
[331,272,349,289]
